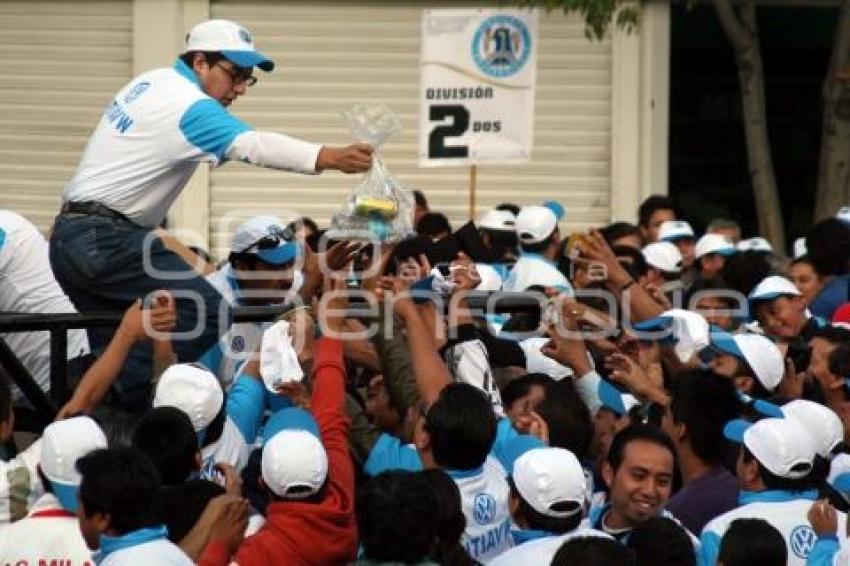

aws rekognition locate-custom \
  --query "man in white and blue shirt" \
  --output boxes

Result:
[699,417,848,566]
[49,19,371,411]
[503,205,572,294]
[203,215,302,390]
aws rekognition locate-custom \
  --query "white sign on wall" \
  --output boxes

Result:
[419,8,538,167]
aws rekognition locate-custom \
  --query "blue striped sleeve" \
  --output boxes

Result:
[364,433,423,476]
[807,536,839,566]
[226,373,266,444]
[179,99,252,162]
[698,530,721,566]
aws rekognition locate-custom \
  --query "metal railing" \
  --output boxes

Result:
[0,291,543,426]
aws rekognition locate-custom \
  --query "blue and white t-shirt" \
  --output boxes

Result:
[63,60,321,228]
[698,490,848,566]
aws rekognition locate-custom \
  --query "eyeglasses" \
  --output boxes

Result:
[239,227,295,254]
[215,62,257,87]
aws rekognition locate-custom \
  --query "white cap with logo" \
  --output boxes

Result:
[513,447,586,518]
[231,215,300,266]
[724,417,816,479]
[642,242,683,274]
[736,237,774,253]
[478,209,516,232]
[516,206,558,245]
[40,416,108,512]
[748,275,801,303]
[185,19,274,71]
[694,234,735,260]
[262,408,328,499]
[710,330,784,392]
[658,220,695,242]
[780,400,844,459]
[153,363,224,433]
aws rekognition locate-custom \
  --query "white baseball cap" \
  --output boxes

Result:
[780,400,844,458]
[836,206,850,224]
[710,330,784,391]
[185,19,274,71]
[736,237,774,253]
[231,215,300,266]
[634,309,710,363]
[793,237,808,259]
[748,275,801,303]
[513,447,586,518]
[40,416,108,512]
[658,220,695,242]
[153,363,224,434]
[724,417,815,479]
[262,408,328,499]
[478,209,516,232]
[642,241,683,274]
[694,234,735,260]
[516,206,558,245]
[828,453,850,494]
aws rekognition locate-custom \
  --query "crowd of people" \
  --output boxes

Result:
[2,16,850,566]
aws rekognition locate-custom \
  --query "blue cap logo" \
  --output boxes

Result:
[238,28,252,44]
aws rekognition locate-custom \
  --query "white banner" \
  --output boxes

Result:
[419,8,538,167]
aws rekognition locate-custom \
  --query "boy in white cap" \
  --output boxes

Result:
[503,205,571,293]
[693,233,735,280]
[49,18,372,400]
[658,220,697,270]
[699,417,845,566]
[152,360,266,477]
[705,329,785,399]
[489,447,610,565]
[0,416,107,564]
[749,275,827,343]
[641,241,683,294]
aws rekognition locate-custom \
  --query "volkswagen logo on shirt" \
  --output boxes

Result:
[473,493,497,525]
[231,335,245,353]
[789,525,817,559]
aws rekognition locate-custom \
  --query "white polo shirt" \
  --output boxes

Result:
[63,60,321,229]
[0,211,89,398]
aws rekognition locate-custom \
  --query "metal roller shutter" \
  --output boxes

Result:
[0,0,132,233]
[209,0,612,259]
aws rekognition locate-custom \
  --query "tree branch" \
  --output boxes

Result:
[712,0,751,52]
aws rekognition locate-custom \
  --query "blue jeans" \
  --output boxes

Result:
[49,213,229,411]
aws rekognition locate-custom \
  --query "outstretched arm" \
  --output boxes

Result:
[57,293,176,419]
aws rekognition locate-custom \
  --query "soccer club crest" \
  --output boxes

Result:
[471,15,532,78]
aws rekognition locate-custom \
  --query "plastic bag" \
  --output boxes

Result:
[328,104,415,242]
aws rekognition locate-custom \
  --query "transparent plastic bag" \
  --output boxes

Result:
[328,104,414,242]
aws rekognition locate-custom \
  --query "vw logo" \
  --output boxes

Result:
[473,493,497,525]
[789,525,817,559]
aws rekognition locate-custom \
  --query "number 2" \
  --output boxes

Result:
[428,105,469,159]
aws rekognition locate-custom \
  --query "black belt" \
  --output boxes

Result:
[61,201,130,222]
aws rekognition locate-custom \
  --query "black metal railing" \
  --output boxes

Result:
[0,291,543,427]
